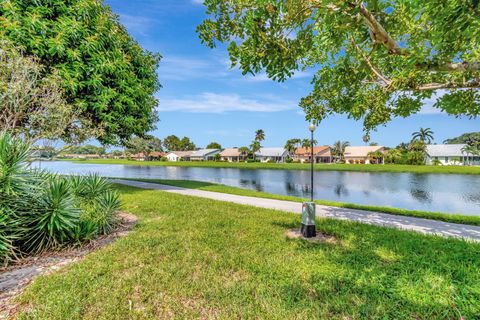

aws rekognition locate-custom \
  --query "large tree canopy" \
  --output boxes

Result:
[0,0,161,145]
[197,0,480,131]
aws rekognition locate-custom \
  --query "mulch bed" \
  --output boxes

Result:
[0,212,137,319]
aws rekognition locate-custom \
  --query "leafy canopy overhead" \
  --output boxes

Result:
[0,0,161,145]
[197,0,480,131]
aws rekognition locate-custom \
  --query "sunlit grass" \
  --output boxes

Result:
[16,185,480,319]
[126,178,480,226]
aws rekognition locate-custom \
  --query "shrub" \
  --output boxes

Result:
[0,132,122,263]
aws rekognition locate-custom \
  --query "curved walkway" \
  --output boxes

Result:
[112,179,480,242]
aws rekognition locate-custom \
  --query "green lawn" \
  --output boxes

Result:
[16,185,480,319]
[125,178,480,226]
[61,158,480,175]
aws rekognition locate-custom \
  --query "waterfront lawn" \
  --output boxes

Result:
[126,178,480,226]
[16,185,480,319]
[62,158,480,175]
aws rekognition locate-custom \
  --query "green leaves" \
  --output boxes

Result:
[198,0,480,131]
[0,0,161,145]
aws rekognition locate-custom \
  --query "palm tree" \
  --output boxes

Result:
[362,134,370,145]
[284,138,301,155]
[255,129,265,142]
[461,144,478,166]
[301,138,318,150]
[332,141,350,162]
[411,127,434,144]
[238,146,250,160]
[250,140,261,159]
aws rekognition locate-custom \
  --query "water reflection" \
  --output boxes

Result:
[33,161,480,215]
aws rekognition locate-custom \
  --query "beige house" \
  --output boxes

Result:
[344,146,385,164]
[294,146,332,163]
[219,148,246,162]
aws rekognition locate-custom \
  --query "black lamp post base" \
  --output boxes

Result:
[301,224,316,238]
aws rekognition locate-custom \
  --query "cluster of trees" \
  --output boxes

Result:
[66,145,106,155]
[284,138,318,154]
[0,0,160,145]
[383,128,434,165]
[163,135,196,152]
[444,132,480,145]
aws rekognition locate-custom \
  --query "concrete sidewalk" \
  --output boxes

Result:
[112,179,480,241]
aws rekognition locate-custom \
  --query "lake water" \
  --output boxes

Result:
[33,161,480,215]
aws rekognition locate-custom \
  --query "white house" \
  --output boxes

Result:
[166,151,193,162]
[255,148,290,163]
[190,149,221,161]
[426,144,468,165]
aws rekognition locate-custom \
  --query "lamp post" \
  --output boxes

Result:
[301,122,317,238]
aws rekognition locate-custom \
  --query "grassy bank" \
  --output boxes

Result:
[60,158,480,175]
[127,178,480,226]
[16,185,480,319]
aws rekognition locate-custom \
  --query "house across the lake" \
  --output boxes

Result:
[63,154,102,159]
[190,149,221,161]
[425,144,472,165]
[255,148,290,163]
[294,146,332,163]
[344,146,385,164]
[166,151,194,162]
[219,148,246,162]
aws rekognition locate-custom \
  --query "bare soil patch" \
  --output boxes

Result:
[286,228,338,244]
[0,212,137,319]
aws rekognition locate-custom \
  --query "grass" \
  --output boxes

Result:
[125,178,480,226]
[15,185,480,319]
[60,158,480,175]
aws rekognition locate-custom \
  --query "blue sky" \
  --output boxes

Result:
[105,0,478,148]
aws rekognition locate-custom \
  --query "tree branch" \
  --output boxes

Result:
[350,37,392,86]
[412,79,480,91]
[354,3,407,55]
[417,62,480,72]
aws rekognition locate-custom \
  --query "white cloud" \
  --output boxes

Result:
[117,13,155,36]
[191,0,204,4]
[158,92,296,113]
[159,56,232,81]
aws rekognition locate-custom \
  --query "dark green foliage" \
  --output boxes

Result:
[163,135,196,151]
[444,132,480,144]
[206,142,222,149]
[0,132,121,263]
[0,0,161,145]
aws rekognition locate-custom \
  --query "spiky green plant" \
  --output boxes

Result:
[0,132,31,198]
[0,132,121,262]
[93,190,121,235]
[22,178,80,253]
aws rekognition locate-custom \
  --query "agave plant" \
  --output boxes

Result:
[0,132,32,198]
[77,174,111,203]
[0,208,19,264]
[0,131,122,262]
[92,190,121,235]
[22,178,80,253]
